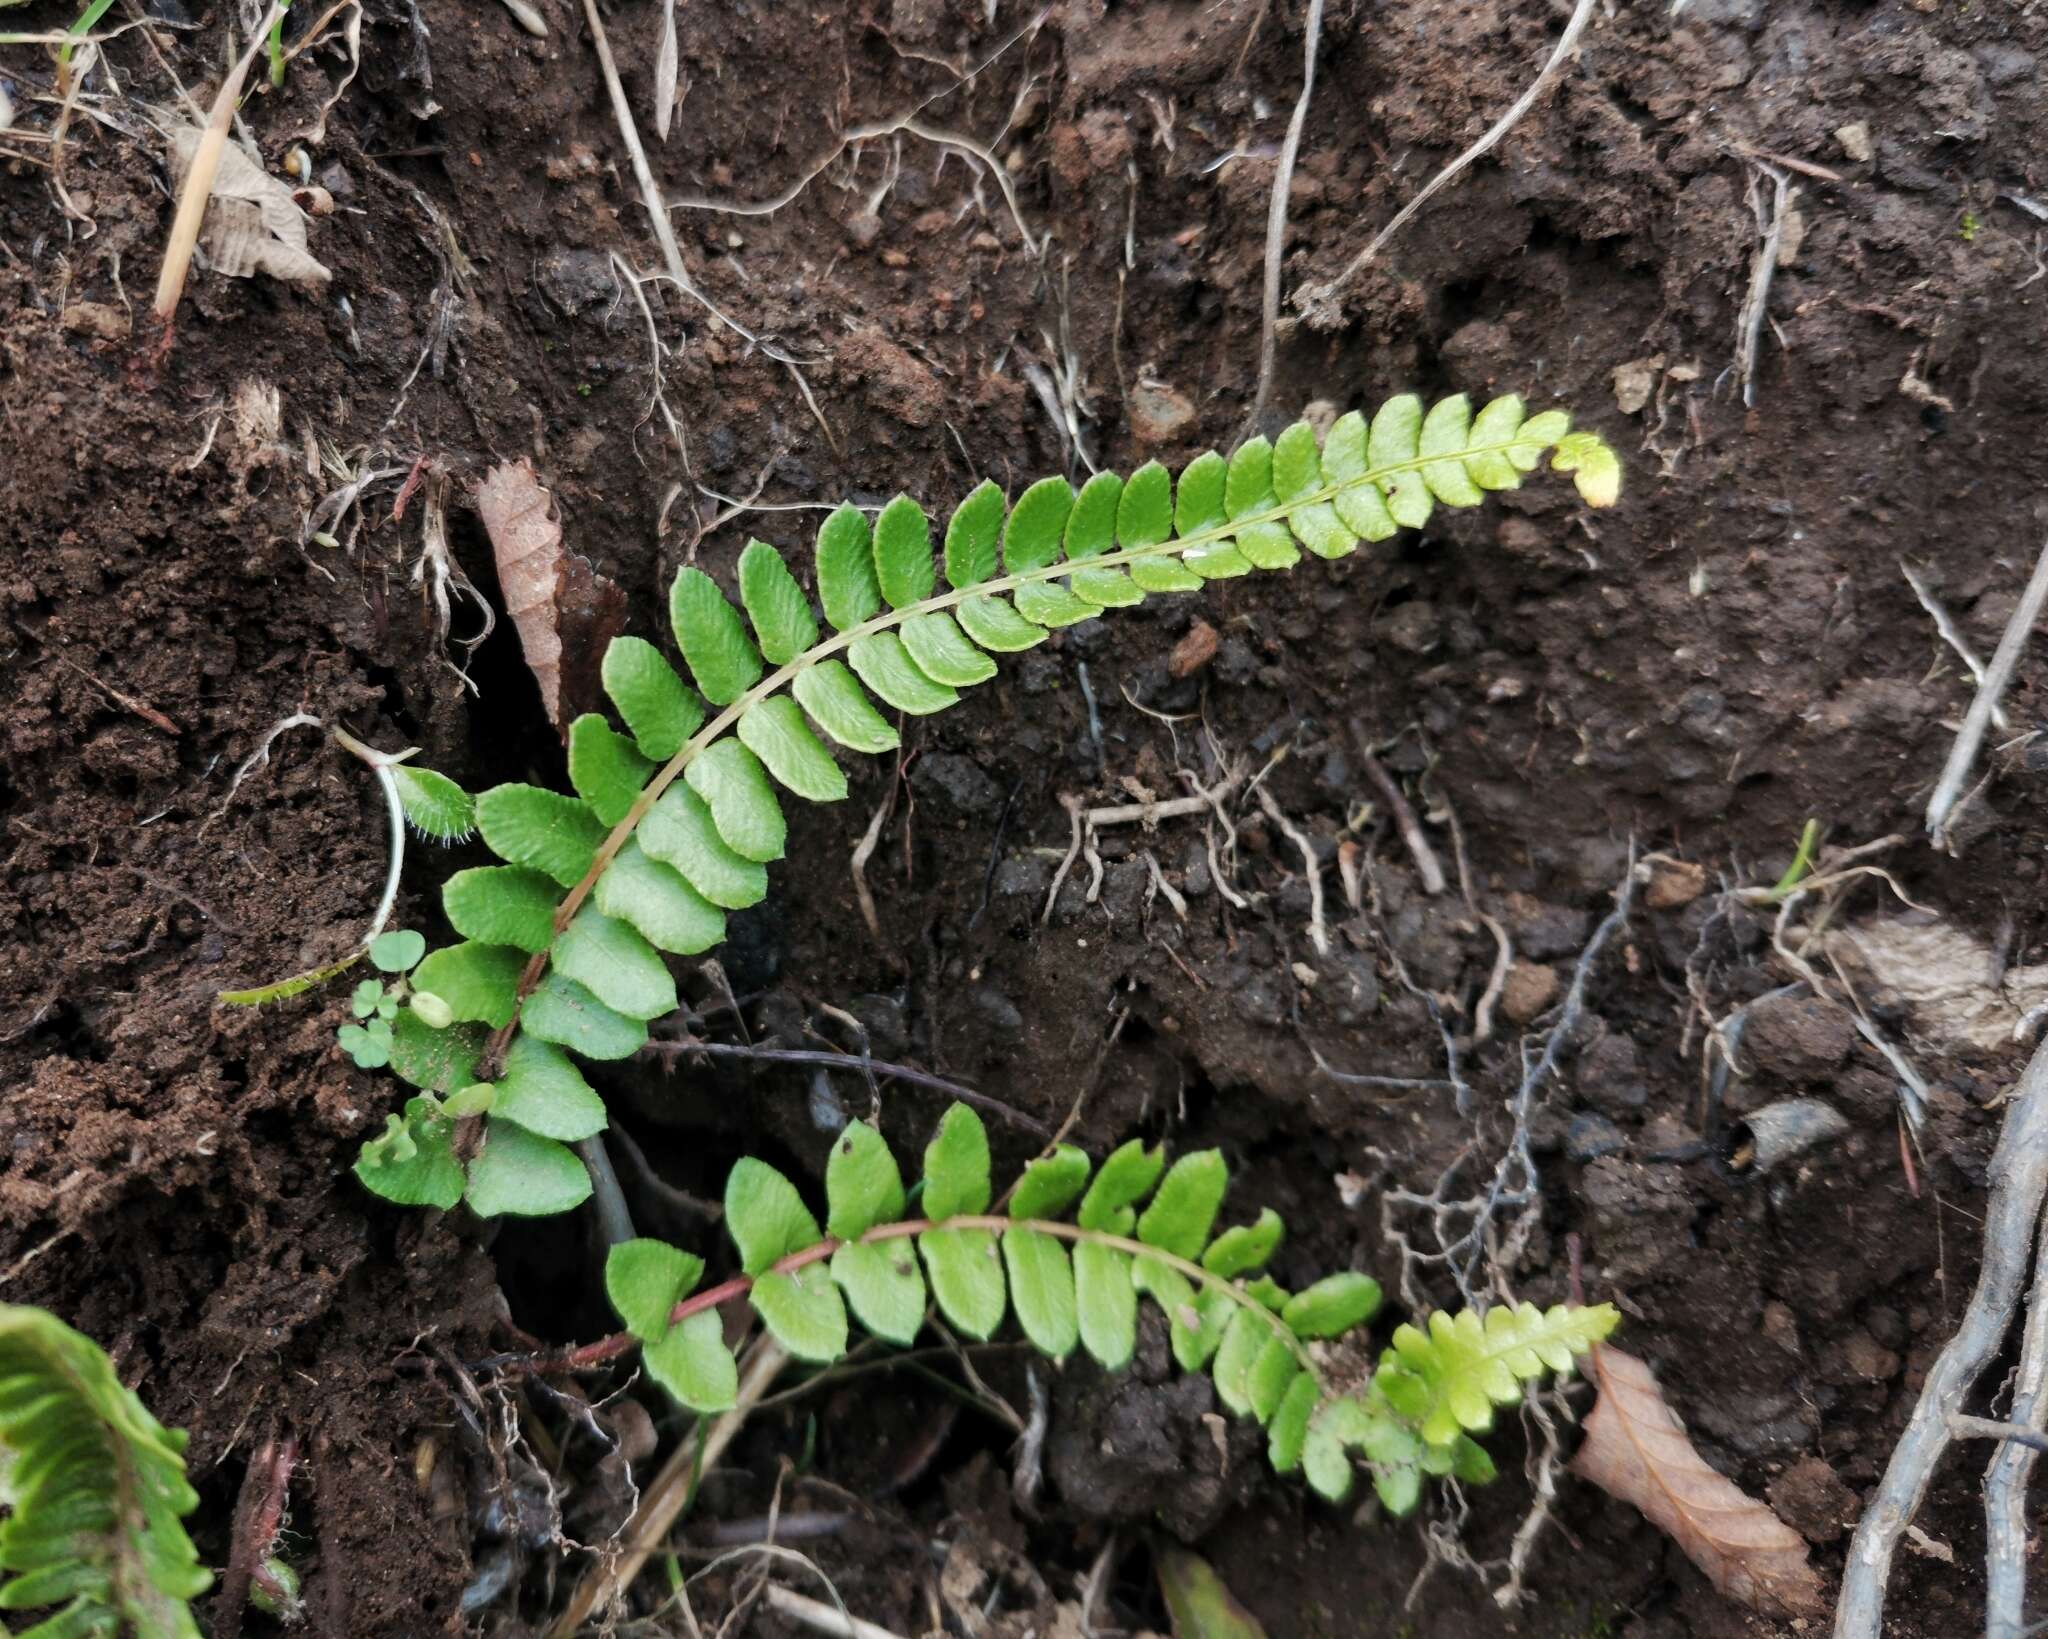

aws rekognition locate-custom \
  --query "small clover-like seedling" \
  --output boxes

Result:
[337,929,460,1071]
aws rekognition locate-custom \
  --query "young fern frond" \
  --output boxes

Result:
[574,1104,1619,1513]
[351,391,1619,1209]
[0,1304,210,1638]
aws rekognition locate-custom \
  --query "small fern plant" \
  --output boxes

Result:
[0,1303,210,1638]
[572,1104,1619,1513]
[349,391,1618,1213]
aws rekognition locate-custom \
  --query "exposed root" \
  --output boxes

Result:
[1255,785,1329,956]
[1836,1031,2048,1638]
[1926,531,2048,852]
[1733,160,1795,406]
[1243,0,1323,433]
[1293,0,1599,328]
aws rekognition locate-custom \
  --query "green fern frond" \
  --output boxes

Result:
[1372,1301,1621,1448]
[571,1103,1610,1514]
[352,391,1618,1207]
[0,1304,210,1638]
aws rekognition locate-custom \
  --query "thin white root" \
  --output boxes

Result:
[1256,786,1330,956]
[1926,533,2048,851]
[1244,0,1324,432]
[1902,558,2008,730]
[1835,1032,2048,1639]
[1293,0,1597,325]
[759,1585,905,1639]
[207,711,325,826]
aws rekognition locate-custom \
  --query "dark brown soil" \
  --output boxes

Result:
[4,0,2046,1633]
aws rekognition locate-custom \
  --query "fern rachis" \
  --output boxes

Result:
[547,1103,1622,1515]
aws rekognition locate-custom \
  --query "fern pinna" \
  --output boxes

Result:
[0,1304,210,1638]
[574,1105,1618,1512]
[353,389,1618,1213]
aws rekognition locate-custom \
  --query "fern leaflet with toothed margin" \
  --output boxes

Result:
[348,391,1621,1213]
[0,1304,210,1638]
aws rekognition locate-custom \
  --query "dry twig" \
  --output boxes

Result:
[1243,0,1324,433]
[1926,533,2048,851]
[1835,1031,2048,1638]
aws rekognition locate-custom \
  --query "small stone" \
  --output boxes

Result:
[845,212,883,249]
[1566,1113,1626,1162]
[1769,1456,1859,1546]
[1376,601,1441,656]
[1127,381,1197,446]
[536,247,615,315]
[1577,1033,1648,1117]
[1841,1330,1901,1382]
[1169,619,1219,678]
[993,855,1050,899]
[1744,992,1856,1081]
[1835,122,1874,163]
[1500,960,1560,1024]
[1611,355,1665,416]
[544,142,599,180]
[1503,893,1591,960]
[61,302,129,341]
[1761,1300,1802,1357]
[968,987,1024,1037]
[1646,858,1708,909]
[911,752,1003,818]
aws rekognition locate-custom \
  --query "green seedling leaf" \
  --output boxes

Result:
[1156,1547,1269,1639]
[444,865,561,954]
[351,979,384,1018]
[645,1310,738,1412]
[685,738,787,863]
[1136,1148,1228,1260]
[606,1238,705,1342]
[567,714,656,826]
[751,1264,848,1362]
[552,909,678,1021]
[593,836,726,956]
[738,537,820,664]
[369,929,426,974]
[1008,1146,1090,1221]
[384,1010,484,1094]
[391,764,476,842]
[1078,1138,1165,1235]
[522,973,648,1060]
[410,941,524,1029]
[1202,1209,1284,1278]
[489,1034,608,1141]
[339,1021,388,1069]
[825,1120,905,1240]
[1003,1229,1077,1358]
[1282,1272,1382,1339]
[354,1097,462,1208]
[602,634,705,760]
[670,566,765,705]
[1074,1240,1137,1370]
[477,784,606,888]
[919,1228,1005,1339]
[830,1240,926,1346]
[466,1119,592,1218]
[725,1158,822,1275]
[922,1104,992,1219]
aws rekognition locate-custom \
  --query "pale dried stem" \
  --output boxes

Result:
[1295,0,1597,322]
[1256,785,1329,956]
[153,0,289,323]
[1243,0,1323,433]
[547,1338,790,1637]
[1926,533,2048,850]
[1734,162,1794,407]
[1835,1031,2048,1639]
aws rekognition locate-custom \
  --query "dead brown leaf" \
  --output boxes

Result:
[475,461,627,733]
[1571,1346,1827,1618]
[169,127,331,291]
[476,460,567,727]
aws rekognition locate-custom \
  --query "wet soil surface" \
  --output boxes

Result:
[4,0,2047,1632]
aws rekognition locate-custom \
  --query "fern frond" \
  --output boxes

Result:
[353,391,1619,1207]
[564,1103,1609,1514]
[1372,1301,1622,1447]
[0,1304,210,1638]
